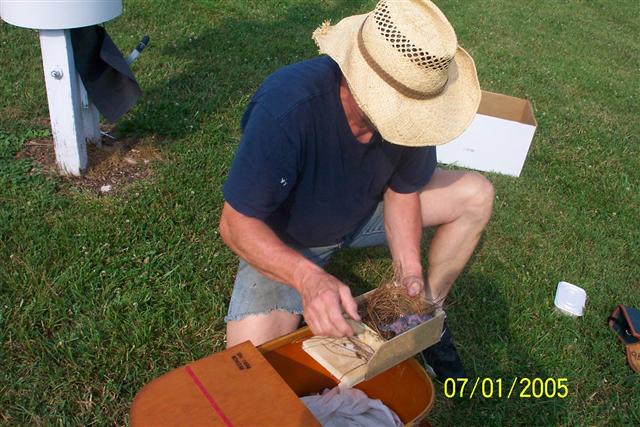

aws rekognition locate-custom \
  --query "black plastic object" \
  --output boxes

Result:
[70,25,141,123]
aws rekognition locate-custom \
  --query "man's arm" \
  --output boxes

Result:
[383,188,425,296]
[219,202,360,337]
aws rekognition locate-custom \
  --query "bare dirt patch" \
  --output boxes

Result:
[16,130,163,195]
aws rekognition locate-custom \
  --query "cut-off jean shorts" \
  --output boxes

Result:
[225,202,388,322]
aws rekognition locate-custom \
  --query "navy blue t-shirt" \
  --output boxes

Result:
[223,56,436,247]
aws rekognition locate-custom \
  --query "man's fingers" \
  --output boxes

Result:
[402,276,424,297]
[307,302,332,336]
[328,304,353,337]
[305,292,344,337]
[304,311,321,336]
[323,289,353,337]
[407,281,422,296]
[318,305,341,336]
[301,274,361,337]
[338,285,361,321]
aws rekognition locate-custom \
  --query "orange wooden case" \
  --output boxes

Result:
[130,327,434,426]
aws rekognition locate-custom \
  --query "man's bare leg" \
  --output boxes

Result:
[419,169,495,305]
[226,311,301,348]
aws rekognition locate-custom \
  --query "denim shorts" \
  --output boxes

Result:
[225,202,387,322]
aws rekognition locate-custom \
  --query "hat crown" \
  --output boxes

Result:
[362,0,458,97]
[375,1,457,70]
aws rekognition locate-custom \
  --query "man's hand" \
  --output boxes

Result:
[400,274,425,297]
[298,270,361,337]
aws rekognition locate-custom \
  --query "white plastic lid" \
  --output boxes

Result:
[554,281,586,317]
[1,1,122,30]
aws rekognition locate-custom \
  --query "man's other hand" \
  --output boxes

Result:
[298,271,361,337]
[400,275,425,297]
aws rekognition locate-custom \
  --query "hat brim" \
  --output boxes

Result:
[314,13,481,147]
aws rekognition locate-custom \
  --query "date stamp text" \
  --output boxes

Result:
[443,377,569,399]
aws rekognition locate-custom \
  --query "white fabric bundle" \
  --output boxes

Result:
[301,386,402,427]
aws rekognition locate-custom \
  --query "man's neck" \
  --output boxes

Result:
[339,76,376,144]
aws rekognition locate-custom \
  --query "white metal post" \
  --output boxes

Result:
[39,29,89,176]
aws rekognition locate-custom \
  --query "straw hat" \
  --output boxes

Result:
[312,0,480,147]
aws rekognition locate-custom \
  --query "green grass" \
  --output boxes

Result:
[1,0,639,425]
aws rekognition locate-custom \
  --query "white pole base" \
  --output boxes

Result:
[39,29,101,176]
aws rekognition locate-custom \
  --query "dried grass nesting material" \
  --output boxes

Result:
[359,280,436,340]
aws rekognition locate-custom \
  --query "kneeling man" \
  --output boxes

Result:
[219,0,494,381]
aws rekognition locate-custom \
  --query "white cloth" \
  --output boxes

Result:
[301,386,402,427]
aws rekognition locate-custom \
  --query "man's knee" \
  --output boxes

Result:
[461,172,495,224]
[226,311,301,348]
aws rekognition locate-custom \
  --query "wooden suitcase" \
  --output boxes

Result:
[130,327,435,426]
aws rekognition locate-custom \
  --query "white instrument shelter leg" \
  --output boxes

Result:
[39,29,92,175]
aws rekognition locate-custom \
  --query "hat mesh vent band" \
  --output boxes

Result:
[374,0,452,71]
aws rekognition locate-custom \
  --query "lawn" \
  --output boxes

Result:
[1,0,639,425]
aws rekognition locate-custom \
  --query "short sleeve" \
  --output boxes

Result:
[222,103,300,220]
[388,146,437,193]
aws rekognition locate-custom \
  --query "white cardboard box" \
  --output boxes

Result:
[437,90,537,177]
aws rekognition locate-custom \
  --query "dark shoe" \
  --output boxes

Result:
[420,322,466,382]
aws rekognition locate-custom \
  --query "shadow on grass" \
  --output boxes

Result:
[118,1,365,140]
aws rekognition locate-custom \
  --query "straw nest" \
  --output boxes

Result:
[359,279,436,340]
